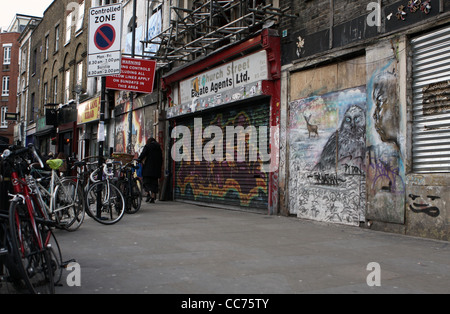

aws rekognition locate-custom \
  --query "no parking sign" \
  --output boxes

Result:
[88,4,122,77]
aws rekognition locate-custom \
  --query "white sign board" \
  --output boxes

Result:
[88,4,123,77]
[180,50,268,105]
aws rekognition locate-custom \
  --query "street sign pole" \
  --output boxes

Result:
[97,76,106,219]
[127,0,137,154]
[88,3,123,219]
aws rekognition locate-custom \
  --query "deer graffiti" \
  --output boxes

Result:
[303,114,319,138]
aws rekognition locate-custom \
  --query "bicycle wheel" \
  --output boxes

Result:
[128,178,143,214]
[54,179,85,231]
[47,230,63,285]
[9,201,55,294]
[86,181,125,225]
[118,178,142,214]
[0,222,27,293]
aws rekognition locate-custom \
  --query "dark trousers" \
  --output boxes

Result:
[143,176,159,195]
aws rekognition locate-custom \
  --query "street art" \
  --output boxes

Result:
[303,114,319,138]
[174,104,270,209]
[288,87,367,226]
[114,105,153,155]
[408,194,440,217]
[366,58,405,223]
[372,70,400,148]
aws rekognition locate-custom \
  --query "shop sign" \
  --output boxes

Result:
[77,97,101,124]
[179,50,268,106]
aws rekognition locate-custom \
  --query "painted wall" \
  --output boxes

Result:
[365,40,406,225]
[288,87,367,225]
[288,57,367,226]
[284,39,449,240]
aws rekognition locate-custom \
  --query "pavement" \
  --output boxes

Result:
[45,200,450,295]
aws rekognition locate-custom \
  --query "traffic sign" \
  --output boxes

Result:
[88,4,122,77]
[94,24,116,51]
[106,57,157,94]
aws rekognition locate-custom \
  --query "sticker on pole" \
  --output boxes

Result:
[88,4,122,77]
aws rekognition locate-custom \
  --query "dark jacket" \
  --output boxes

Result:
[138,141,163,178]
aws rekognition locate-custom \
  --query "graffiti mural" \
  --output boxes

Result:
[174,103,270,209]
[115,105,155,155]
[288,87,367,226]
[366,58,405,224]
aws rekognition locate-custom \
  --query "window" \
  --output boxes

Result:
[21,48,27,73]
[30,93,35,122]
[55,25,60,52]
[2,76,9,96]
[76,1,85,32]
[32,48,37,74]
[45,35,49,60]
[53,76,58,103]
[76,61,83,86]
[3,45,11,65]
[65,12,72,45]
[43,82,48,105]
[1,107,7,128]
[65,69,71,103]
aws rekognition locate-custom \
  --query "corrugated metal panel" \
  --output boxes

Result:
[411,25,450,173]
[174,101,270,210]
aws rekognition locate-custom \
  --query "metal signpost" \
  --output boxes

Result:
[88,3,123,219]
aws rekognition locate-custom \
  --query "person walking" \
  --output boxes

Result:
[138,137,163,203]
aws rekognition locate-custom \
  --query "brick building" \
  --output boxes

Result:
[0,31,20,147]
[279,0,450,240]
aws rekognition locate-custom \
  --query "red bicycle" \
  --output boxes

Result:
[2,145,56,294]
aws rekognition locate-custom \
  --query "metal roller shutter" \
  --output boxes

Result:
[174,100,270,210]
[411,25,450,173]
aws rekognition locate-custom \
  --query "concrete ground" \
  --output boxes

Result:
[46,200,450,295]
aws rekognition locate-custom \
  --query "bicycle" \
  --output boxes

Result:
[0,209,29,293]
[85,160,125,225]
[1,144,56,293]
[29,159,85,232]
[115,159,143,214]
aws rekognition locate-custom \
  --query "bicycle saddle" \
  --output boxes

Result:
[46,159,64,170]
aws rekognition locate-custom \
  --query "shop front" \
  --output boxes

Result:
[162,30,281,214]
[34,117,56,156]
[77,97,101,159]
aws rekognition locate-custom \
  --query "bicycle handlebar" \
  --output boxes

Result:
[89,163,115,183]
[1,144,45,169]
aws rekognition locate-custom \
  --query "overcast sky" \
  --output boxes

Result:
[1,0,54,30]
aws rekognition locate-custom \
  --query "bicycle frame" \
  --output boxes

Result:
[10,170,51,254]
[30,167,76,219]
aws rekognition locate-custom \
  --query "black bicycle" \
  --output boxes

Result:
[115,160,143,214]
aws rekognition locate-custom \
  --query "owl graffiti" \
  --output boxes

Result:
[314,105,366,171]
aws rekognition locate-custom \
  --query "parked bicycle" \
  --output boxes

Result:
[29,158,85,232]
[85,160,125,225]
[111,154,143,214]
[0,144,57,293]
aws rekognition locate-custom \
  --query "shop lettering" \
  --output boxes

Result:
[236,71,249,84]
[81,99,99,121]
